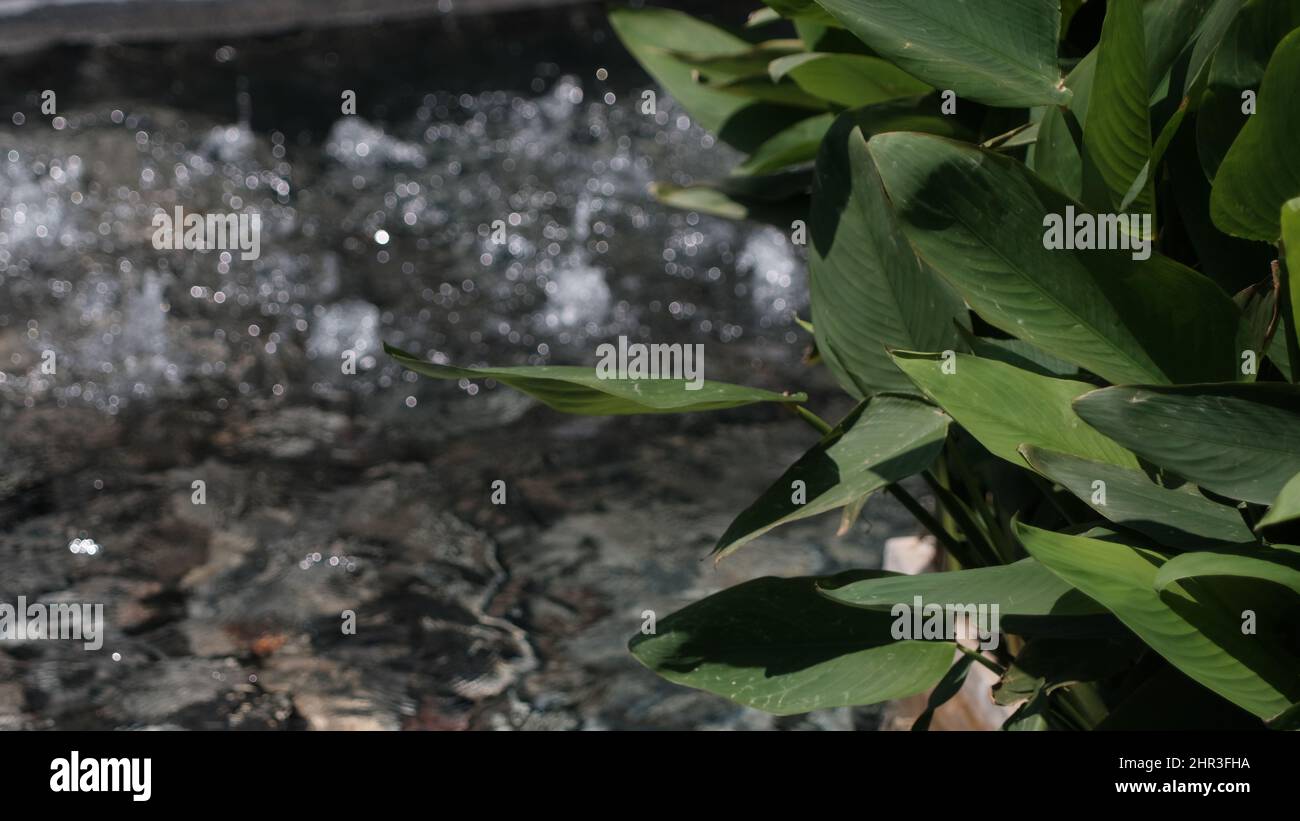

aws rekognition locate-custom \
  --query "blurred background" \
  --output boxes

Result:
[0,0,925,729]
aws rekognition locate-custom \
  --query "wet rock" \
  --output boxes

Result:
[213,407,352,462]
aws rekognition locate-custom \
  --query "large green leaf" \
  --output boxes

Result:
[808,115,966,398]
[608,8,808,152]
[1021,446,1259,547]
[629,574,954,715]
[386,344,805,415]
[811,0,1069,107]
[819,558,1111,633]
[890,351,1139,470]
[1016,523,1300,721]
[865,132,1244,385]
[1074,383,1300,504]
[768,52,931,107]
[1081,0,1154,216]
[713,395,948,560]
[1154,547,1300,595]
[1210,28,1300,240]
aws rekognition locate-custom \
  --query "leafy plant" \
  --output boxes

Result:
[390,0,1300,729]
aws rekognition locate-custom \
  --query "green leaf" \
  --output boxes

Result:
[1016,523,1300,721]
[865,132,1244,385]
[1030,50,1096,199]
[737,92,973,178]
[890,351,1139,470]
[768,52,931,107]
[608,8,809,152]
[735,113,834,175]
[1258,470,1300,536]
[650,169,811,225]
[1039,0,1199,199]
[1210,28,1300,240]
[1196,1,1300,181]
[811,0,1069,107]
[1234,274,1279,383]
[385,344,805,416]
[1021,446,1259,548]
[819,557,1111,632]
[1185,0,1250,94]
[1082,0,1154,216]
[608,7,751,134]
[668,40,805,80]
[694,74,830,110]
[808,114,967,398]
[1207,0,1300,90]
[955,326,1081,379]
[1154,547,1300,596]
[747,7,783,29]
[713,395,948,560]
[629,574,955,715]
[1073,383,1300,504]
[1144,0,1217,96]
[1285,197,1300,361]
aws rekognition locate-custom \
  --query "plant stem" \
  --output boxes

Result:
[885,482,969,561]
[920,468,1000,567]
[945,439,1018,560]
[955,642,1005,676]
[1028,473,1078,526]
[790,403,833,436]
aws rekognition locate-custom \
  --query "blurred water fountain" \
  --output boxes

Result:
[0,4,910,731]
